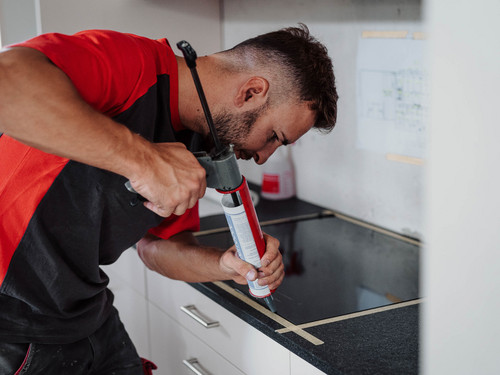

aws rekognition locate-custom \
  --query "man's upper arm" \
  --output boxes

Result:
[7,31,157,116]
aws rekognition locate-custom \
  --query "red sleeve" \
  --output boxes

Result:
[11,30,179,121]
[148,202,200,240]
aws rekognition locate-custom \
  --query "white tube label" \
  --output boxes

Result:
[221,196,271,297]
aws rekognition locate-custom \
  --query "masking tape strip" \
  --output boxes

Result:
[386,153,424,166]
[213,281,324,346]
[413,32,427,40]
[330,211,421,246]
[276,298,423,334]
[259,210,335,227]
[194,227,229,236]
[362,30,408,39]
[195,211,334,237]
[197,209,419,246]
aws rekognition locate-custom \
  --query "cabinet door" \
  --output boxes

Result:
[290,352,327,375]
[109,282,150,359]
[102,247,146,296]
[147,270,290,375]
[149,301,245,375]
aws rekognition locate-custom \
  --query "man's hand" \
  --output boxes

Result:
[136,232,284,291]
[128,142,206,217]
[0,48,206,218]
[219,233,284,291]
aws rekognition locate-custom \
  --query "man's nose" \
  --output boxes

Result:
[255,143,280,165]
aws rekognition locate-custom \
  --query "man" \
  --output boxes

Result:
[0,24,337,374]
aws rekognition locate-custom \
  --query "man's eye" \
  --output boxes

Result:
[272,132,279,142]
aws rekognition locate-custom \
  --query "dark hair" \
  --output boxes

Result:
[229,24,338,132]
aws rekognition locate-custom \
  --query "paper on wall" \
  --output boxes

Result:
[356,36,429,159]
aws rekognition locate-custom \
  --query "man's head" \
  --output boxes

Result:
[199,24,338,164]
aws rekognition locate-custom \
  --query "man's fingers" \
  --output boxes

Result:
[144,202,174,217]
[259,251,283,275]
[255,233,284,290]
[259,234,280,265]
[220,232,285,291]
[268,272,285,291]
[173,201,189,216]
[258,261,285,289]
[130,142,207,217]
[221,248,258,282]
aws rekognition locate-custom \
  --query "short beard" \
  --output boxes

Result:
[204,101,269,151]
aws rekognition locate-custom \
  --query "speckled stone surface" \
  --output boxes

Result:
[190,282,420,375]
[301,304,420,375]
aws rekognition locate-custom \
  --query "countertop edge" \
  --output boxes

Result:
[189,281,342,375]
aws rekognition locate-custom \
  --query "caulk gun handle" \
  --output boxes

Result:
[124,180,147,207]
[176,41,197,68]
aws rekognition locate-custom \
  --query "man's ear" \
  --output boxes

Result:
[234,77,269,108]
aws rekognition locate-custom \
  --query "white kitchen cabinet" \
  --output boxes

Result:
[147,269,290,375]
[103,247,146,296]
[149,301,245,375]
[106,252,326,375]
[290,352,327,375]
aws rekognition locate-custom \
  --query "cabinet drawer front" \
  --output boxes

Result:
[147,271,290,375]
[108,283,150,359]
[290,353,327,375]
[149,302,245,375]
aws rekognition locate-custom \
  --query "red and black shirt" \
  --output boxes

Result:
[0,30,200,343]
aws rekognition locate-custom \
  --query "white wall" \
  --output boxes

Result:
[35,0,221,360]
[0,0,221,359]
[0,0,38,46]
[1,0,221,55]
[1,0,424,236]
[223,0,424,238]
[37,0,221,54]
[4,1,500,373]
[422,0,500,374]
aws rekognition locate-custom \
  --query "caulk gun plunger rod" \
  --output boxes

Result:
[176,40,223,153]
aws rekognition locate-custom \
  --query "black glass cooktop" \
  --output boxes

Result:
[196,215,420,325]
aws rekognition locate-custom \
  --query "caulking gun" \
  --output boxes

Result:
[125,41,277,313]
[176,40,276,313]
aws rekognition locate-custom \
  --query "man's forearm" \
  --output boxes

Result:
[0,47,206,218]
[137,232,233,283]
[0,47,149,180]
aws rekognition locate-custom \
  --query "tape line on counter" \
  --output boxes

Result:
[195,211,334,237]
[275,298,423,334]
[212,281,325,346]
[196,209,420,247]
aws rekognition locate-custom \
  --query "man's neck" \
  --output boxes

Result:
[177,55,225,136]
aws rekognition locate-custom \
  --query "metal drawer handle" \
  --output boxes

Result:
[180,305,219,328]
[183,358,212,375]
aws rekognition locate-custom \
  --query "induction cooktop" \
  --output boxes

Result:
[196,214,420,325]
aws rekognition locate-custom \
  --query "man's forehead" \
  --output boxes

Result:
[281,110,315,145]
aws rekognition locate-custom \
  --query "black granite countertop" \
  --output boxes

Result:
[189,282,419,375]
[193,187,421,375]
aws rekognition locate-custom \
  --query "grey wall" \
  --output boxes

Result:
[0,0,221,55]
[224,0,424,238]
[422,0,500,373]
[0,0,222,359]
[0,0,38,46]
[37,0,221,54]
[1,0,424,237]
